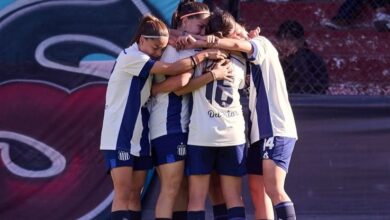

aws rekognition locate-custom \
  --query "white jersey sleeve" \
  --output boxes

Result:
[248,37,267,66]
[120,46,153,78]
[188,54,246,147]
[161,45,180,62]
[151,46,179,84]
[248,37,297,144]
[149,46,194,140]
[100,43,155,156]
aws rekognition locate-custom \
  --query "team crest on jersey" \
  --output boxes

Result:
[117,150,131,161]
[177,142,186,156]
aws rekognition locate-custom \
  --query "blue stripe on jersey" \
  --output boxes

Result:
[139,59,156,78]
[166,93,183,134]
[140,106,151,156]
[188,93,194,119]
[251,64,273,138]
[248,56,256,62]
[116,76,145,150]
[116,59,155,152]
[247,106,253,142]
[248,41,257,62]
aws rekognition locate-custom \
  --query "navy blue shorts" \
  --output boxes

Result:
[246,139,264,175]
[151,133,187,166]
[261,136,296,173]
[185,144,246,176]
[103,149,153,172]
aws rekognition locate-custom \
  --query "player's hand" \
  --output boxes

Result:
[248,26,261,39]
[168,35,178,46]
[206,34,216,44]
[151,86,158,97]
[211,59,233,82]
[204,34,220,47]
[175,34,196,50]
[203,49,228,60]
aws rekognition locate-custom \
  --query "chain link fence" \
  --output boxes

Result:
[212,0,390,95]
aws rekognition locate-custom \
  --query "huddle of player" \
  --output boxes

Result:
[100,1,298,220]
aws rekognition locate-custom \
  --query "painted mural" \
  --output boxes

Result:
[0,1,176,219]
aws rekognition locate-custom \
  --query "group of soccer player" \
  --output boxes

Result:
[100,1,298,220]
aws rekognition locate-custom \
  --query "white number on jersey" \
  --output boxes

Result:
[263,137,275,151]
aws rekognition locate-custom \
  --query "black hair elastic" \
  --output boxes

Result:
[190,55,197,68]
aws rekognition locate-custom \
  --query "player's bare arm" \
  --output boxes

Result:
[150,49,227,75]
[151,72,193,96]
[173,25,261,56]
[210,38,254,55]
[174,59,233,96]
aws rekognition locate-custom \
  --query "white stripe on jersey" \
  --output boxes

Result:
[248,36,297,144]
[100,43,155,156]
[149,45,193,140]
[188,54,246,147]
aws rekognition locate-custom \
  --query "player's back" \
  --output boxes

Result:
[149,45,195,140]
[101,43,154,156]
[248,36,297,143]
[188,53,246,147]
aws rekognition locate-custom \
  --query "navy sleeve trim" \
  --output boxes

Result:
[248,40,257,62]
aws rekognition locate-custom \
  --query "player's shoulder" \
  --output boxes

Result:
[230,52,246,66]
[251,36,271,44]
[178,48,198,59]
[160,45,180,62]
[164,45,178,54]
[120,43,150,61]
[252,36,275,47]
[251,36,278,55]
[114,43,152,73]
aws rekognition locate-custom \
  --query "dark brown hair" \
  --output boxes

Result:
[276,20,305,40]
[276,20,307,48]
[206,9,235,37]
[131,14,169,44]
[171,0,210,29]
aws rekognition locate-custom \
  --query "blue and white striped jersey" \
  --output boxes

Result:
[149,45,193,140]
[248,36,297,144]
[188,54,246,147]
[100,43,155,156]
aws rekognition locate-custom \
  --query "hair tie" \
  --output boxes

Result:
[180,11,210,19]
[142,35,168,39]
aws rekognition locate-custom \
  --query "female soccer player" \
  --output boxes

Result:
[245,28,297,220]
[149,1,232,220]
[167,10,248,220]
[99,14,226,220]
[177,11,298,220]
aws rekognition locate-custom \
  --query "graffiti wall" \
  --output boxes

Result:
[0,1,175,219]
